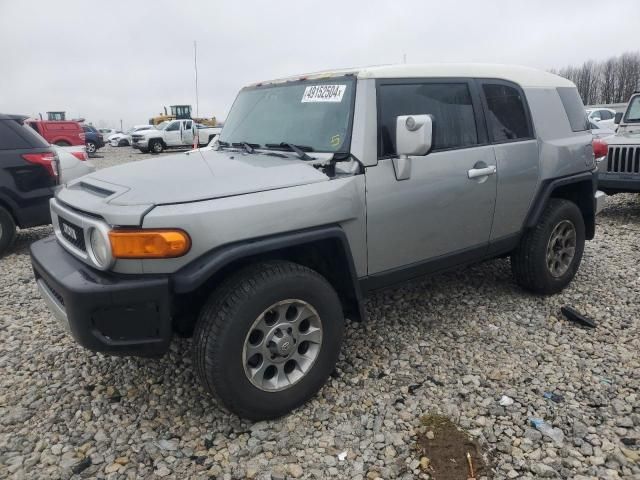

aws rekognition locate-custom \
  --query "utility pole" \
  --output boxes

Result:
[403,53,407,64]
[194,40,199,118]
[120,119,123,131]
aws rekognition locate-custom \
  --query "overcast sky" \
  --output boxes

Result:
[1,0,639,129]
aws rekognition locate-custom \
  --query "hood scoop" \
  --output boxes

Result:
[78,181,116,197]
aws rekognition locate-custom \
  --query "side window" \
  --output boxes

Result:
[482,83,532,142]
[600,110,613,120]
[591,111,602,120]
[166,122,180,132]
[184,121,192,130]
[378,82,478,156]
[557,87,589,132]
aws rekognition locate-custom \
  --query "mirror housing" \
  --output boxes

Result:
[396,115,433,158]
[614,112,623,125]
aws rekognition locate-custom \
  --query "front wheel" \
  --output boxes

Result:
[150,140,164,154]
[85,141,96,154]
[511,199,585,294]
[193,261,344,420]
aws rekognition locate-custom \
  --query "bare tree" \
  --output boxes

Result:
[552,50,640,105]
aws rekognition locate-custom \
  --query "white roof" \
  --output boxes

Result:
[255,63,574,89]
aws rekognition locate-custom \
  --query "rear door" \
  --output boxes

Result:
[0,118,56,227]
[181,120,194,146]
[477,80,539,241]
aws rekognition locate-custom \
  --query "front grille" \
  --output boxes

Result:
[59,218,86,252]
[132,135,143,141]
[606,146,640,174]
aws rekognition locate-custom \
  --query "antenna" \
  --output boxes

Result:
[194,40,199,118]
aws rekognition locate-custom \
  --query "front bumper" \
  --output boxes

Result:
[131,138,149,149]
[597,172,640,193]
[31,236,172,357]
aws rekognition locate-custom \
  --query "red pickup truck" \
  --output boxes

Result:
[26,120,85,147]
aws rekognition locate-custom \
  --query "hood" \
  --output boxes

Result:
[70,148,330,207]
[607,129,640,145]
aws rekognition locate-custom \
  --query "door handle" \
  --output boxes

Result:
[467,165,497,179]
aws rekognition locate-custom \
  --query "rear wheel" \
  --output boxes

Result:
[511,199,585,294]
[193,261,344,420]
[54,140,70,147]
[150,140,164,154]
[0,207,17,256]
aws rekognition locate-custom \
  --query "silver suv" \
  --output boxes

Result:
[30,64,604,420]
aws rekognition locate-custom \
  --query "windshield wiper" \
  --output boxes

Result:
[265,142,314,160]
[231,142,260,153]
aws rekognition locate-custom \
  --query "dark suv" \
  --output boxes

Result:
[0,114,58,255]
[81,124,104,155]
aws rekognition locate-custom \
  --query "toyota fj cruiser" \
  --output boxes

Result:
[31,64,604,420]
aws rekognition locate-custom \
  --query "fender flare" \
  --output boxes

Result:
[171,225,366,321]
[524,171,596,229]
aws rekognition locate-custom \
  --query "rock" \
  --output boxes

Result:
[155,465,171,477]
[288,464,303,478]
[530,463,558,477]
[104,463,120,474]
[157,439,179,451]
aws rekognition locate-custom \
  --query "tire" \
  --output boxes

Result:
[86,142,97,154]
[139,147,149,153]
[193,260,344,420]
[54,140,70,147]
[150,139,164,154]
[0,206,17,256]
[117,139,129,147]
[511,198,585,294]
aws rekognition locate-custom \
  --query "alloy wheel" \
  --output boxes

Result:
[242,299,323,392]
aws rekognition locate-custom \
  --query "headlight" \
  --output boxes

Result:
[89,228,111,267]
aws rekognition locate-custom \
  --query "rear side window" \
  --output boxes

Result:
[0,119,49,150]
[378,82,478,156]
[600,110,613,120]
[557,87,589,132]
[482,83,533,142]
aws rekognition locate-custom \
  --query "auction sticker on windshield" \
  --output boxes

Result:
[302,85,346,103]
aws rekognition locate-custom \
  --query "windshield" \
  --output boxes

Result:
[156,121,169,130]
[625,96,640,123]
[220,77,355,153]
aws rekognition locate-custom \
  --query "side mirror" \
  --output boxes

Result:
[614,112,623,124]
[396,115,433,158]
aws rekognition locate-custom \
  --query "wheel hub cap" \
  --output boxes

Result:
[546,220,577,278]
[243,299,323,392]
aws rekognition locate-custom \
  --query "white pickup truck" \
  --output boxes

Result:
[131,119,221,153]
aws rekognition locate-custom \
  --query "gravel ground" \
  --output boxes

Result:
[1,146,639,479]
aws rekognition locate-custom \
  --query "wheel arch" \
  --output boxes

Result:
[524,172,596,240]
[172,226,366,331]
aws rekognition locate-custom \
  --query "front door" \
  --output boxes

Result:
[164,121,181,146]
[366,80,497,276]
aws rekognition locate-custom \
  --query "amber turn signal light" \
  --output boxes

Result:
[109,229,191,259]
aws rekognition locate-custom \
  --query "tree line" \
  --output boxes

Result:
[550,51,640,106]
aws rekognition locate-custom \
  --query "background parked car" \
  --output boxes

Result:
[81,124,105,155]
[25,119,84,147]
[52,144,95,183]
[108,125,155,146]
[590,120,616,139]
[586,108,617,128]
[0,114,58,255]
[98,128,120,138]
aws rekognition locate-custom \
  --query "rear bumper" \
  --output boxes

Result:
[30,236,172,357]
[595,190,606,215]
